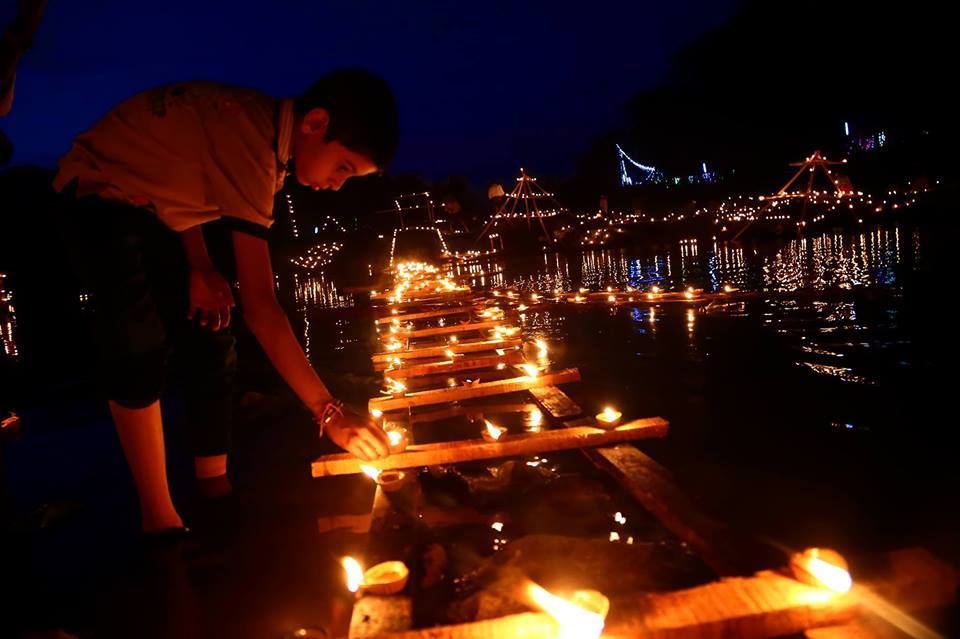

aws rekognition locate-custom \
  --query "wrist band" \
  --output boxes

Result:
[315,399,344,438]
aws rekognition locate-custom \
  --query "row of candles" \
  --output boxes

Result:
[335,261,855,638]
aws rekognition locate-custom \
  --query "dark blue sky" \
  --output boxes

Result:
[2,1,739,182]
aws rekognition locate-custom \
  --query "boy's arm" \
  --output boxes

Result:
[232,231,388,460]
[181,226,234,331]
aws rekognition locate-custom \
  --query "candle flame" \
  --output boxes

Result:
[528,583,607,639]
[387,430,403,447]
[385,378,406,395]
[342,556,365,593]
[607,295,616,303]
[518,363,539,377]
[805,553,853,593]
[359,465,382,481]
[601,407,619,421]
[370,408,383,419]
[484,420,506,441]
[535,339,548,356]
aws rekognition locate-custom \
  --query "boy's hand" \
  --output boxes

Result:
[188,268,235,331]
[324,407,390,461]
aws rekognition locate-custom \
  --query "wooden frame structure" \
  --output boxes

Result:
[477,168,563,244]
[310,262,956,639]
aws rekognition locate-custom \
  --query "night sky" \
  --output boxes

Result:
[2,1,740,182]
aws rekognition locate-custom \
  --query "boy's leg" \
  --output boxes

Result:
[178,323,237,498]
[67,196,183,532]
[109,400,182,532]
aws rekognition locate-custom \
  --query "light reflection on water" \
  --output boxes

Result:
[454,225,917,388]
[284,224,921,388]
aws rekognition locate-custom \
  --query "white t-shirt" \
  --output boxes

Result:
[54,82,293,232]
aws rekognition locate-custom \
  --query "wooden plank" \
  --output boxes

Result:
[582,443,782,576]
[372,338,522,366]
[382,401,542,426]
[361,548,958,639]
[373,292,480,309]
[311,417,669,477]
[369,368,581,412]
[528,386,583,419]
[379,320,505,342]
[376,305,478,325]
[392,368,516,393]
[529,385,777,575]
[384,351,525,380]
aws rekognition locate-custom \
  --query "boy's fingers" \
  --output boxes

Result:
[363,429,389,458]
[350,438,375,461]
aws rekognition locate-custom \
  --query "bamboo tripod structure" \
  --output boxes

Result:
[476,168,562,247]
[733,150,853,241]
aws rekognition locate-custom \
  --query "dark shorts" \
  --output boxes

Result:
[59,191,236,456]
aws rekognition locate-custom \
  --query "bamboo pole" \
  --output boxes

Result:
[369,368,581,412]
[376,305,479,325]
[379,320,505,342]
[372,338,522,366]
[384,351,525,381]
[312,417,668,477]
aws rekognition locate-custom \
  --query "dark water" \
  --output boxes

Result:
[288,222,957,554]
[2,221,958,636]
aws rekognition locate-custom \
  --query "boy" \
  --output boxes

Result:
[53,69,394,535]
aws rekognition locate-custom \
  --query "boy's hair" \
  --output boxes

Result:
[295,69,399,171]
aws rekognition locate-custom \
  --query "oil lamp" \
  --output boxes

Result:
[595,406,622,428]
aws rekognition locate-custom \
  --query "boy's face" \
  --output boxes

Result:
[293,108,378,191]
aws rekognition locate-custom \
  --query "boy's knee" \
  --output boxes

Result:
[101,349,167,408]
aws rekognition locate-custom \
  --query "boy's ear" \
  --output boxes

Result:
[301,107,330,136]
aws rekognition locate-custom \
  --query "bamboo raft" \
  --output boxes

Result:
[311,262,957,639]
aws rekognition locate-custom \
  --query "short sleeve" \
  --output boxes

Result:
[201,89,279,229]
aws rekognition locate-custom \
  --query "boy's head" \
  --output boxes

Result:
[292,69,398,191]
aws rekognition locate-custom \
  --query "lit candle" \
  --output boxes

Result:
[790,547,852,593]
[528,582,609,639]
[517,363,539,378]
[362,560,410,595]
[596,406,622,428]
[383,424,408,453]
[482,419,507,442]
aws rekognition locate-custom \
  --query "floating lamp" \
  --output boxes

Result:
[790,548,852,593]
[362,561,410,595]
[384,424,409,453]
[528,582,609,639]
[482,419,507,442]
[518,363,539,378]
[596,406,622,428]
[341,557,410,596]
